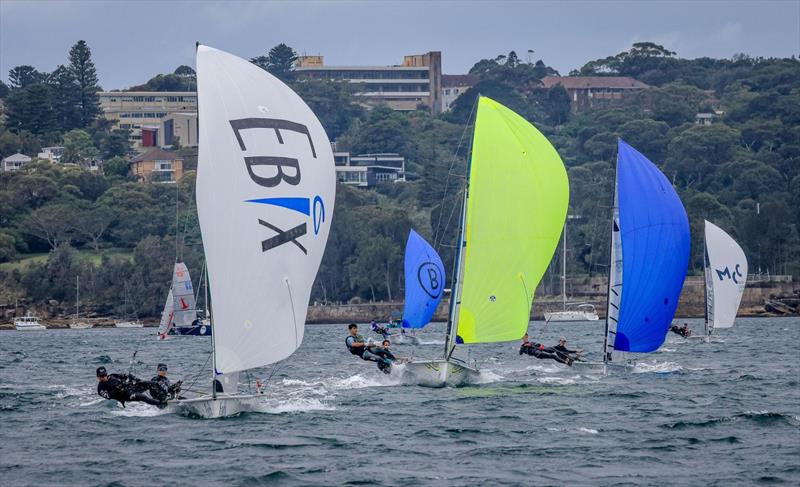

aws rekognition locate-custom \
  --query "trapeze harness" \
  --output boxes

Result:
[346,335,366,358]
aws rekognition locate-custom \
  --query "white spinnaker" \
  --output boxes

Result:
[158,288,173,335]
[196,45,335,374]
[172,262,197,327]
[704,220,747,330]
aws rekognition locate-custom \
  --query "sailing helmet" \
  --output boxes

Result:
[96,366,108,377]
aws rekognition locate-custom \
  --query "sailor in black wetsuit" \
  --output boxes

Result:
[669,323,691,337]
[520,340,573,366]
[552,337,583,362]
[148,363,182,403]
[345,323,393,373]
[95,367,164,407]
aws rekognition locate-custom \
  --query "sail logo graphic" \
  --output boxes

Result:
[716,264,743,284]
[230,117,326,255]
[417,262,443,299]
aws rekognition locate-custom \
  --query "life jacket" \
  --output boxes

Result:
[346,334,365,357]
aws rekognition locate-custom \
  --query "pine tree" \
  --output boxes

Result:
[5,84,56,136]
[68,40,101,128]
[48,65,81,131]
[250,43,297,81]
[8,65,43,89]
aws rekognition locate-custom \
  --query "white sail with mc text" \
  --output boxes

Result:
[704,220,747,333]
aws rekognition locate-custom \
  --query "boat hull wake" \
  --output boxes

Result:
[172,394,260,418]
[399,359,480,387]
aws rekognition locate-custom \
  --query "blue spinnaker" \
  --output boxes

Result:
[615,139,690,352]
[402,230,445,329]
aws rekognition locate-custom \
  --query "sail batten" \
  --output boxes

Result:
[196,45,335,374]
[455,97,568,344]
[612,139,690,353]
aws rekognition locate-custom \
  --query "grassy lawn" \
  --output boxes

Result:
[0,248,134,271]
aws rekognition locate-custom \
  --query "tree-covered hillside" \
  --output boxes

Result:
[1,42,797,317]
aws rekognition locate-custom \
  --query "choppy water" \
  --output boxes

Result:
[1,317,798,486]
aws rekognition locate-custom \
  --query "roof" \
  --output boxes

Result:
[130,149,183,164]
[2,153,32,162]
[541,76,650,90]
[442,74,479,88]
[99,91,197,97]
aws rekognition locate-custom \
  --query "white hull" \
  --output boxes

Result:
[544,310,599,322]
[14,323,46,331]
[399,359,480,387]
[14,317,45,330]
[115,321,144,328]
[172,394,260,418]
[69,322,93,329]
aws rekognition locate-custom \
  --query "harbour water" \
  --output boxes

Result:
[1,317,798,485]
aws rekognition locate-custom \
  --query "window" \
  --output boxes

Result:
[155,160,173,171]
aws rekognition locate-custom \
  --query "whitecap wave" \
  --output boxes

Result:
[633,361,683,373]
[253,396,335,414]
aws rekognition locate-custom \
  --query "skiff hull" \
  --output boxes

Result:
[172,394,260,418]
[400,359,480,387]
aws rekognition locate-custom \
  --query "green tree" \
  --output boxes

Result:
[8,65,44,89]
[251,43,298,81]
[48,65,81,131]
[290,78,365,140]
[62,129,99,165]
[5,83,56,136]
[20,203,76,250]
[103,155,129,178]
[68,40,102,127]
[100,128,132,158]
[174,65,196,76]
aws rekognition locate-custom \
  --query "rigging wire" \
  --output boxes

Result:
[432,96,479,250]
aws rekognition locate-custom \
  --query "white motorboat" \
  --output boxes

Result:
[14,316,46,331]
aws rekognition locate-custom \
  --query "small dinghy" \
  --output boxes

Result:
[171,44,335,418]
[399,97,568,387]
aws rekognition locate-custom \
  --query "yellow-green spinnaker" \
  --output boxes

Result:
[455,97,569,344]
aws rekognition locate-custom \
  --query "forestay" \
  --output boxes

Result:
[705,220,747,330]
[196,45,335,374]
[456,97,568,344]
[402,229,445,329]
[612,139,690,353]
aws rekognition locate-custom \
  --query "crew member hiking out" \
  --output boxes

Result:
[519,336,573,366]
[95,367,165,407]
[552,337,583,362]
[345,323,393,373]
[148,363,183,403]
[669,323,691,338]
[370,319,390,339]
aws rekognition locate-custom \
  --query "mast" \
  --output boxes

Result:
[602,166,618,364]
[561,223,567,311]
[207,265,217,399]
[443,188,469,360]
[703,233,710,338]
[75,276,80,320]
[442,96,478,360]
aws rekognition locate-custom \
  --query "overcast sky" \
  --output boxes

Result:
[1,0,798,90]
